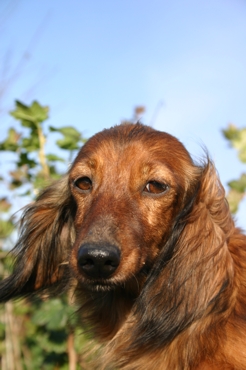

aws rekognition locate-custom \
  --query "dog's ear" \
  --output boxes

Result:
[128,162,235,352]
[0,176,76,302]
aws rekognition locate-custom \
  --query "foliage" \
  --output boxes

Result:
[0,101,88,369]
[222,124,246,213]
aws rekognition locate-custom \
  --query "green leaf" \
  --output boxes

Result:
[32,299,70,330]
[10,100,49,126]
[239,146,246,163]
[21,136,40,151]
[226,188,244,214]
[29,330,67,354]
[33,172,51,190]
[0,128,21,151]
[17,152,37,168]
[49,125,83,150]
[46,154,65,162]
[222,124,240,142]
[29,100,49,123]
[228,174,246,193]
[223,124,246,167]
[47,165,62,179]
[0,219,14,238]
[49,126,81,137]
[56,137,79,150]
[10,101,36,128]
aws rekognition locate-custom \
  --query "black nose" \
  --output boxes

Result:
[77,243,121,279]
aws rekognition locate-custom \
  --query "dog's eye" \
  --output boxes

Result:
[144,181,168,194]
[74,177,92,192]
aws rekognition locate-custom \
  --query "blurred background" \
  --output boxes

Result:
[0,1,245,369]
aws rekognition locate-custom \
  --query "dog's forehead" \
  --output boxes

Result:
[70,124,195,192]
[74,123,191,166]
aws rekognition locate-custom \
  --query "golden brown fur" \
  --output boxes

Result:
[0,123,246,369]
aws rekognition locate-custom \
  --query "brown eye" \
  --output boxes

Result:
[74,177,92,192]
[144,181,168,195]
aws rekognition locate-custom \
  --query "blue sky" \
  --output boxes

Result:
[1,0,246,227]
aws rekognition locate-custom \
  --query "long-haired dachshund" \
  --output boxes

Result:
[0,123,246,369]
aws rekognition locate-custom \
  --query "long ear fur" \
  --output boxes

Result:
[0,176,75,302]
[103,161,236,367]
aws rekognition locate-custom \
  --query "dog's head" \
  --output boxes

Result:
[69,123,200,291]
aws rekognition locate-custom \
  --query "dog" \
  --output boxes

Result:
[0,123,246,369]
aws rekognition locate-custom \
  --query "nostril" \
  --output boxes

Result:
[81,257,94,268]
[78,243,121,279]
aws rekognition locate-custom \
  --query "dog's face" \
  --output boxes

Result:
[69,124,198,291]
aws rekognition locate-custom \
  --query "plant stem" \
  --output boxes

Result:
[37,124,49,179]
